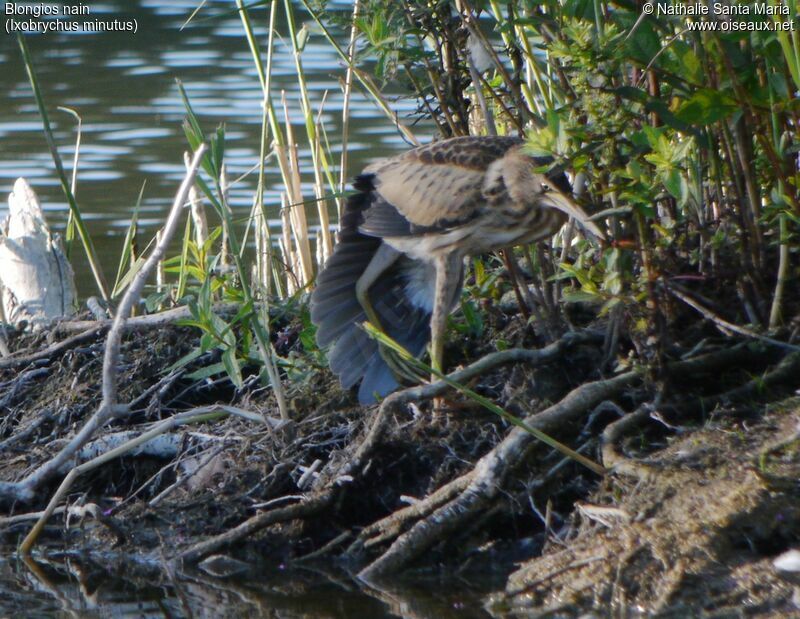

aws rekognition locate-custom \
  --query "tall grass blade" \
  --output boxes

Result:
[363,324,607,476]
[17,34,109,301]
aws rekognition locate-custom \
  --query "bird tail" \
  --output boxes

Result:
[310,177,432,404]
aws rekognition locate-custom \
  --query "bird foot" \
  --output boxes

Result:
[377,345,427,387]
[431,397,449,423]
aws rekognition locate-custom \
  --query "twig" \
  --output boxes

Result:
[20,403,258,553]
[669,286,800,352]
[295,531,351,562]
[697,351,800,412]
[338,0,360,219]
[358,369,638,581]
[0,409,53,454]
[354,474,473,552]
[768,213,790,329]
[601,401,656,470]
[172,330,603,566]
[0,507,65,529]
[2,146,206,510]
[56,301,243,333]
[148,444,229,508]
[0,325,106,370]
[356,342,760,579]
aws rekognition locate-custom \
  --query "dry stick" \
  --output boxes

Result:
[600,402,653,471]
[669,286,800,352]
[148,443,229,507]
[400,0,462,137]
[357,369,639,581]
[0,324,106,370]
[460,0,531,125]
[0,146,207,509]
[185,151,208,248]
[606,352,800,480]
[176,390,396,565]
[768,213,790,329]
[295,531,351,562]
[474,68,523,133]
[715,37,797,213]
[19,403,258,552]
[357,344,761,579]
[354,474,473,551]
[502,250,531,321]
[465,38,496,136]
[403,66,450,137]
[0,507,66,529]
[599,398,669,483]
[0,413,51,455]
[338,0,360,220]
[731,119,763,269]
[0,301,11,357]
[696,351,800,413]
[57,302,241,333]
[174,330,601,565]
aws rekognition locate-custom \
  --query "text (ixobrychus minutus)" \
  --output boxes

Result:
[311,135,604,404]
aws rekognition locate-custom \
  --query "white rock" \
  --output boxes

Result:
[774,549,800,573]
[0,178,76,327]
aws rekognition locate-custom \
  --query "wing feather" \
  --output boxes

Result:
[362,136,523,232]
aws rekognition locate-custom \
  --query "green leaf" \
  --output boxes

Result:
[222,348,244,389]
[625,22,661,65]
[768,72,789,100]
[187,362,226,381]
[200,332,216,352]
[563,0,596,21]
[166,347,204,373]
[669,41,702,84]
[614,86,649,105]
[662,168,685,201]
[144,291,170,313]
[563,289,603,303]
[675,89,737,125]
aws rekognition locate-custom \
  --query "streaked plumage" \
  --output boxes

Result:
[311,136,602,404]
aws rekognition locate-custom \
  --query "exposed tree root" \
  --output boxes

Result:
[0,324,106,370]
[492,403,800,615]
[173,330,604,566]
[354,343,784,580]
[357,370,638,580]
[3,267,799,616]
[352,473,473,552]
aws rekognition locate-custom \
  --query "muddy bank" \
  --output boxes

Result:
[0,306,798,615]
[492,402,800,616]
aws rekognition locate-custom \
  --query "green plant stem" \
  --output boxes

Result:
[364,324,607,476]
[17,34,109,301]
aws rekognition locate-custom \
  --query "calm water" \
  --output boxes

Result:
[0,553,496,618]
[0,2,475,616]
[0,0,428,295]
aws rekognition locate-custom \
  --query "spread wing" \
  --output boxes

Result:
[359,135,524,237]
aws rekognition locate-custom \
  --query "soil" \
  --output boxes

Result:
[492,403,800,617]
[0,304,798,616]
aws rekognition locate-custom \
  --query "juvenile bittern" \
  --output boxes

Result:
[311,136,603,404]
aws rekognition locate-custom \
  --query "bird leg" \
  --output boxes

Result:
[355,245,425,385]
[430,253,463,382]
[501,248,531,321]
[355,245,401,332]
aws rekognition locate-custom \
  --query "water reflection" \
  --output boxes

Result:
[0,0,428,294]
[11,553,494,618]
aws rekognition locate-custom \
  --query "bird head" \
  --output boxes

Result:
[500,149,606,242]
[536,179,606,242]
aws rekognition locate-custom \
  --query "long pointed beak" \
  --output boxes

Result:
[542,182,606,242]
